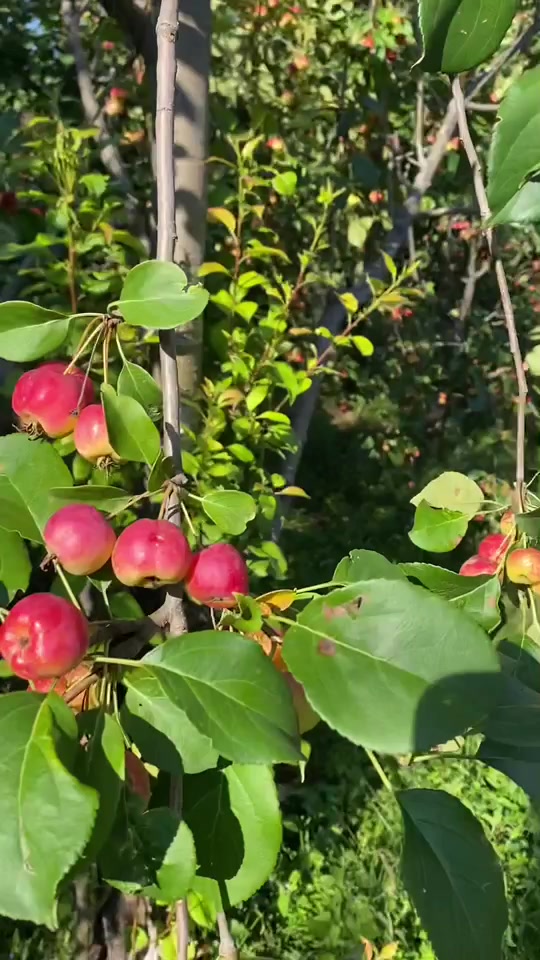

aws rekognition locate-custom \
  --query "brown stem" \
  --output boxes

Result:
[217,912,238,960]
[176,900,190,960]
[452,76,528,509]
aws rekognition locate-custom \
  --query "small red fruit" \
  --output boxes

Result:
[0,191,18,214]
[369,190,384,204]
[74,403,119,464]
[12,362,94,438]
[266,136,285,151]
[506,548,540,585]
[459,556,497,577]
[186,544,249,609]
[110,87,128,100]
[125,751,151,809]
[29,676,68,696]
[360,34,375,49]
[112,519,192,588]
[101,40,115,51]
[44,504,116,576]
[478,533,509,566]
[291,53,310,71]
[0,594,89,681]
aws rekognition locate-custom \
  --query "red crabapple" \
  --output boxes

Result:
[478,533,509,566]
[506,548,540,585]
[186,543,249,609]
[44,504,116,576]
[28,676,68,695]
[12,362,94,438]
[0,594,89,680]
[74,403,119,464]
[112,519,193,587]
[459,556,497,577]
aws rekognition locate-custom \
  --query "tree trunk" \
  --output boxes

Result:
[173,0,211,432]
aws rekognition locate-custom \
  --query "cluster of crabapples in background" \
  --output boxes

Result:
[0,361,249,689]
[460,509,540,590]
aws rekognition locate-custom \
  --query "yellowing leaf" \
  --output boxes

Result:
[257,589,297,612]
[339,293,359,314]
[276,486,311,498]
[352,336,374,357]
[198,262,231,277]
[208,207,236,234]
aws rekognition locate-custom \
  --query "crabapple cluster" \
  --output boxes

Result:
[459,509,540,595]
[1,362,250,685]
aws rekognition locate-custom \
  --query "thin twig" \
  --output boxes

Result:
[217,912,238,960]
[452,76,528,510]
[176,901,190,960]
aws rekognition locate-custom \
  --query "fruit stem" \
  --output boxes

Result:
[180,500,197,538]
[366,749,394,793]
[94,655,143,668]
[55,564,83,611]
[65,319,103,374]
[102,327,111,386]
[529,590,540,643]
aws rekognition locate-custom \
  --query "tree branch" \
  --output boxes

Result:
[217,911,238,960]
[451,76,527,508]
[176,900,190,960]
[155,0,188,635]
[275,11,540,532]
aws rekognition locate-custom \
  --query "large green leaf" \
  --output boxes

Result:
[123,680,218,775]
[0,693,98,927]
[185,765,282,909]
[411,472,483,519]
[491,181,540,226]
[124,632,301,764]
[0,434,72,541]
[101,384,160,465]
[0,301,70,361]
[488,67,540,222]
[117,360,162,419]
[117,261,209,330]
[200,490,257,534]
[481,660,540,746]
[101,805,196,902]
[49,484,133,513]
[478,738,540,800]
[419,0,518,74]
[0,529,31,602]
[334,549,406,584]
[76,711,125,860]
[401,563,501,631]
[183,769,244,881]
[399,789,507,960]
[282,580,500,754]
[408,501,468,553]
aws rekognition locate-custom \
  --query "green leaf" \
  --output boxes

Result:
[488,67,540,222]
[419,0,517,74]
[411,471,483,519]
[478,738,540,801]
[409,501,468,552]
[228,443,255,463]
[282,580,500,754]
[480,658,540,746]
[117,361,162,418]
[401,563,501,631]
[50,485,133,513]
[246,384,268,412]
[101,805,196,902]
[101,384,160,465]
[76,711,125,859]
[272,172,297,196]
[123,679,219,775]
[0,301,70,361]
[399,789,507,960]
[200,490,257,534]
[0,693,98,927]
[0,434,72,541]
[186,765,282,909]
[334,549,406,584]
[490,181,540,226]
[351,335,374,357]
[183,769,244,880]
[124,632,302,764]
[118,261,209,330]
[0,530,31,602]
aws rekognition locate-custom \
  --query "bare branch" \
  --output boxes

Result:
[176,900,190,960]
[452,76,528,508]
[217,911,238,960]
[155,0,188,634]
[61,0,136,202]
